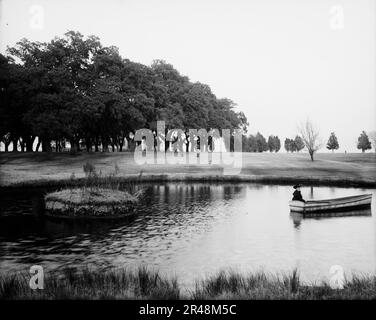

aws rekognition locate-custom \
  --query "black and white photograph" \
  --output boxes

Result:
[0,0,376,312]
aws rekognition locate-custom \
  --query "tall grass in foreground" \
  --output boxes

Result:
[192,269,376,299]
[1,267,376,300]
[0,267,179,300]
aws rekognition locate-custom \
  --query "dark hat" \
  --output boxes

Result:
[293,184,301,189]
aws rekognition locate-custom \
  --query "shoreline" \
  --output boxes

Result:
[1,173,375,190]
[1,152,375,189]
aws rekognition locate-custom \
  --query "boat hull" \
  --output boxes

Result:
[289,194,372,214]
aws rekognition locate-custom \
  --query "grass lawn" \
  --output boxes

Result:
[0,152,375,187]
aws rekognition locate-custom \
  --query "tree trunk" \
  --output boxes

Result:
[70,136,82,153]
[309,150,314,161]
[76,139,81,152]
[85,137,92,152]
[102,137,109,152]
[12,138,18,152]
[36,141,41,152]
[70,139,78,153]
[4,141,10,152]
[42,139,52,152]
[102,143,109,152]
[94,137,99,152]
[25,136,35,152]
[20,139,25,152]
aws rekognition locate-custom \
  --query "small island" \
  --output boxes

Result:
[44,188,138,218]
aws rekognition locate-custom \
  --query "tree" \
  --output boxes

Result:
[255,132,268,152]
[357,131,371,152]
[7,32,104,152]
[243,133,268,152]
[284,138,296,152]
[284,138,290,152]
[298,119,322,161]
[294,135,305,152]
[267,135,275,152]
[268,135,281,152]
[247,135,258,152]
[274,136,281,152]
[326,132,339,152]
[0,54,12,151]
[368,131,376,152]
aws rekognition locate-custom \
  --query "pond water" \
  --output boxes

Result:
[0,183,375,287]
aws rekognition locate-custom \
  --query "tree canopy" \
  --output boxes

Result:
[267,135,281,152]
[242,132,268,152]
[357,131,372,153]
[369,131,376,152]
[0,31,248,152]
[284,135,304,153]
[326,132,339,152]
[284,138,296,152]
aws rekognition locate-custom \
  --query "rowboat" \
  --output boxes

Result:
[289,194,372,214]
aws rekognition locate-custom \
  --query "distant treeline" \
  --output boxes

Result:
[0,31,248,152]
[242,134,301,153]
[242,133,280,153]
[242,130,374,153]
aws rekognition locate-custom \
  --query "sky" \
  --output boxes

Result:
[0,0,375,152]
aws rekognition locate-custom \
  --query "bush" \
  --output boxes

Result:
[83,161,96,177]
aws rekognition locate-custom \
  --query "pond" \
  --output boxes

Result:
[0,183,375,288]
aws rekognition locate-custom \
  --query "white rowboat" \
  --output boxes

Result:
[289,194,372,214]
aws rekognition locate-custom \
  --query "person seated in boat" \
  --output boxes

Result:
[292,185,305,202]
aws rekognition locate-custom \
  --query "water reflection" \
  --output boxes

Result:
[290,209,372,228]
[0,183,375,286]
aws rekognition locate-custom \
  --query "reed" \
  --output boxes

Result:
[1,267,376,300]
[0,267,179,300]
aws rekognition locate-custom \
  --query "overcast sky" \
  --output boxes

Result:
[0,0,375,152]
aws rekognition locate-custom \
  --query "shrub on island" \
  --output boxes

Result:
[44,188,138,218]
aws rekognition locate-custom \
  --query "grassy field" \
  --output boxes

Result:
[0,152,375,187]
[1,267,376,300]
